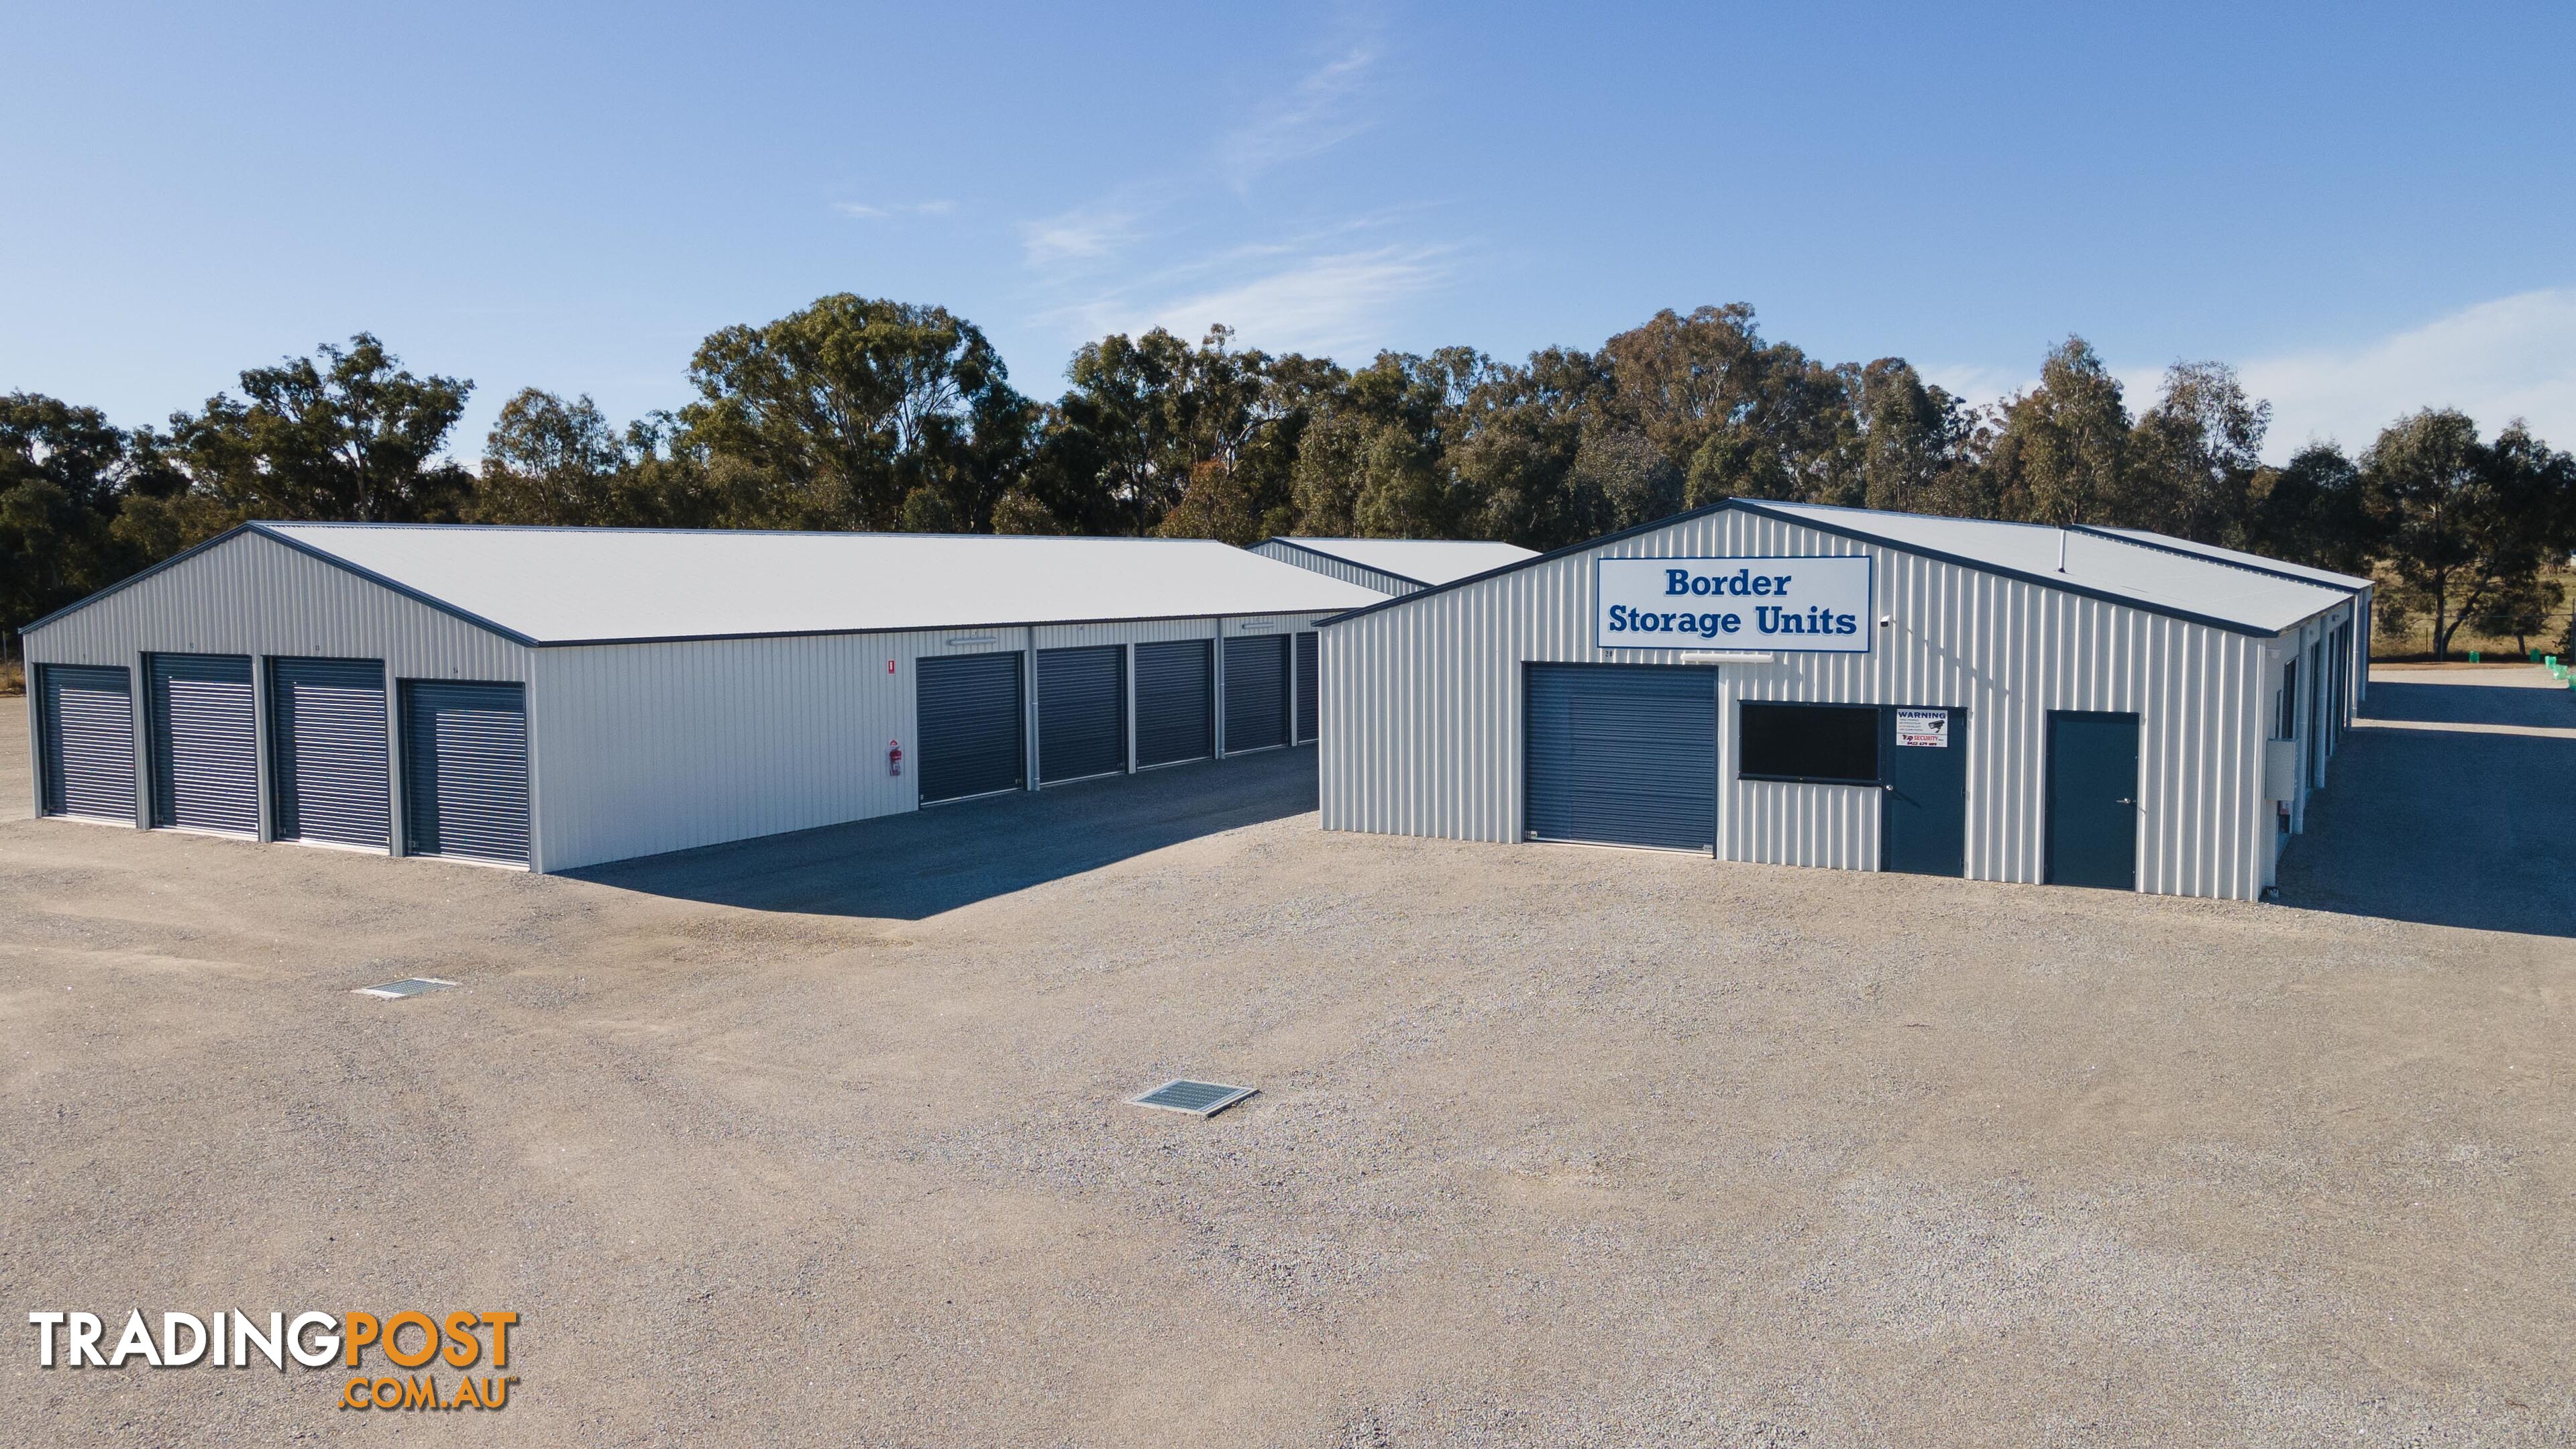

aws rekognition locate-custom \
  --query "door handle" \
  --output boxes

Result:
[2116,797,2135,806]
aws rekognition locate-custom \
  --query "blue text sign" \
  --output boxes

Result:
[1595,555,1873,653]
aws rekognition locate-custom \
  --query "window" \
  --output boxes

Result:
[1739,702,1878,784]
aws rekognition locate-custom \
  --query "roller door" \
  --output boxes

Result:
[147,653,258,835]
[1524,664,1716,851]
[270,657,389,849]
[918,653,1025,803]
[1038,645,1125,784]
[402,681,529,864]
[1295,631,1319,743]
[1223,635,1289,753]
[1134,640,1212,768]
[38,665,136,822]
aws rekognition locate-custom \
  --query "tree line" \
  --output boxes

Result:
[5,296,2572,659]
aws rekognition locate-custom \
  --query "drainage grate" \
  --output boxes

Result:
[1131,1079,1257,1116]
[353,977,458,1000]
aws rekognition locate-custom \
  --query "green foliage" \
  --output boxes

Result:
[2363,411,2576,659]
[168,333,475,528]
[7,297,2571,669]
[675,294,1018,531]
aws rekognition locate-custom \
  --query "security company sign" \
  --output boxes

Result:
[1596,555,1872,653]
[1895,708,1949,747]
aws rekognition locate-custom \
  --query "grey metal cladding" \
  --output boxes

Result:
[1037,645,1125,784]
[1223,635,1290,752]
[21,528,529,682]
[403,681,530,863]
[1134,639,1214,767]
[1295,631,1320,743]
[38,664,136,820]
[1321,504,2327,900]
[270,657,390,849]
[146,653,259,834]
[1250,539,1422,597]
[1524,663,1718,851]
[917,653,1025,802]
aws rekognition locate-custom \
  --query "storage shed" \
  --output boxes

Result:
[23,524,1383,872]
[1317,499,2368,900]
[1250,537,1536,596]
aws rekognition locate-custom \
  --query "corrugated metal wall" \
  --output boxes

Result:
[23,530,531,847]
[1250,541,1421,596]
[531,612,1330,872]
[1320,509,2332,901]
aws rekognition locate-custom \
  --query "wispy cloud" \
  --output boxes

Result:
[2241,288,2576,458]
[831,199,957,220]
[1058,244,1458,357]
[1018,203,1144,267]
[1217,45,1380,189]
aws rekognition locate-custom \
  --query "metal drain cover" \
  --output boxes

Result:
[354,977,458,1000]
[1132,1079,1257,1116]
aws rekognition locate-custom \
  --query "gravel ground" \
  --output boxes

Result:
[2,669,2571,1446]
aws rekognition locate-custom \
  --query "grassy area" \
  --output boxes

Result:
[2369,567,2576,662]
[0,657,19,697]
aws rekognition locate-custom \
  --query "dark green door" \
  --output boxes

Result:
[2046,710,2139,890]
[1881,706,1966,877]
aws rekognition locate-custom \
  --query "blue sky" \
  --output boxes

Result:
[5,1,2571,462]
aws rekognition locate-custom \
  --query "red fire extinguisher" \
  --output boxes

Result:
[888,740,904,777]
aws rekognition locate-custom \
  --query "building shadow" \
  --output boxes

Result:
[2277,676,2576,938]
[567,747,1318,920]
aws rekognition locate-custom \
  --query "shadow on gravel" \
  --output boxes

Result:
[2279,676,2576,938]
[566,746,1318,920]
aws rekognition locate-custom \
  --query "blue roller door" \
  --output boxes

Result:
[38,664,136,822]
[1224,635,1289,753]
[270,657,389,849]
[1524,664,1717,851]
[403,681,529,863]
[1038,645,1125,784]
[147,653,258,835]
[918,653,1025,803]
[1295,632,1319,743]
[1134,640,1212,767]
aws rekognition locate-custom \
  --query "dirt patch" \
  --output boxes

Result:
[2,698,2570,1446]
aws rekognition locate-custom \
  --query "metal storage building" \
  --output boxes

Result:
[23,524,1382,873]
[1250,537,1536,596]
[1317,498,2368,901]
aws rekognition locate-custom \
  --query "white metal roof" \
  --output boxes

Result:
[2077,525,2374,591]
[1756,502,2353,634]
[254,524,1387,644]
[1265,537,1537,586]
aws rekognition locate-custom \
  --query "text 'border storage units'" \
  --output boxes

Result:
[1316,498,2369,900]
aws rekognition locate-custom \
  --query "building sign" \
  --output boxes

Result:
[1894,708,1949,747]
[1595,555,1872,653]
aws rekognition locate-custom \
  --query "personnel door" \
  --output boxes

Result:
[2045,710,2139,890]
[1881,706,1967,877]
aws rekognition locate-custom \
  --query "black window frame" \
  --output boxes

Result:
[1737,701,1882,786]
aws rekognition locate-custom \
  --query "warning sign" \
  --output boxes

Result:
[1894,708,1949,747]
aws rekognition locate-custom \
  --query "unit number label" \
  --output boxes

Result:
[1895,709,1949,747]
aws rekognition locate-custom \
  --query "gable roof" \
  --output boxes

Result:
[2072,525,2373,592]
[1321,498,2353,637]
[1259,537,1538,587]
[28,523,1388,646]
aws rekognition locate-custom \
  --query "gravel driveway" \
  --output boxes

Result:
[3,669,2569,1446]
